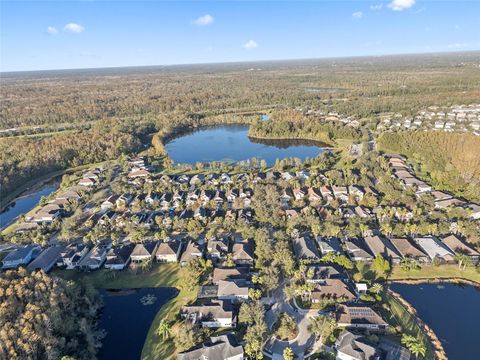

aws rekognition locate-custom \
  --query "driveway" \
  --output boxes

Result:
[263,281,322,359]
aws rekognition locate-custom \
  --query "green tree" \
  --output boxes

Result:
[283,347,294,360]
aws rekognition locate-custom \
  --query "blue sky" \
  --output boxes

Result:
[1,1,479,72]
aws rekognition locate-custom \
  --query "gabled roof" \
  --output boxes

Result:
[232,242,254,262]
[131,241,158,257]
[335,331,377,360]
[177,333,243,360]
[156,240,182,256]
[442,234,480,256]
[337,305,387,327]
[364,236,401,260]
[293,235,320,259]
[390,238,427,259]
[212,267,250,284]
[217,280,250,297]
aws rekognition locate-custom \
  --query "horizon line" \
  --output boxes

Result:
[2,49,479,75]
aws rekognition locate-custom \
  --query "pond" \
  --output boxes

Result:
[165,124,327,166]
[0,180,59,229]
[390,282,480,360]
[98,287,178,360]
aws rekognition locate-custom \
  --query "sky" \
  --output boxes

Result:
[1,0,479,72]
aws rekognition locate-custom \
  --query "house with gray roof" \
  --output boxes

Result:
[2,245,41,270]
[177,333,243,360]
[27,245,65,273]
[413,236,455,264]
[293,234,320,260]
[335,330,377,360]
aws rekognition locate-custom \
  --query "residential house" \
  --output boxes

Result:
[127,168,151,178]
[293,188,306,201]
[320,186,333,201]
[180,241,204,265]
[232,242,254,265]
[390,238,429,263]
[305,265,347,283]
[212,267,250,285]
[130,241,159,263]
[177,333,243,360]
[336,305,388,330]
[57,243,90,269]
[105,243,135,270]
[344,238,374,262]
[363,236,402,265]
[156,240,183,263]
[316,237,343,255]
[307,188,322,203]
[78,177,96,187]
[2,245,41,269]
[101,195,120,211]
[217,280,250,302]
[27,245,65,273]
[335,331,378,360]
[413,236,456,264]
[442,234,480,264]
[181,300,235,328]
[78,245,108,270]
[332,186,349,201]
[293,234,320,261]
[311,279,356,303]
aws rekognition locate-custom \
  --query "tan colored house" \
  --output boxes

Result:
[155,240,183,263]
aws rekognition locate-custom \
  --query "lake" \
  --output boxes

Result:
[165,124,326,166]
[0,180,59,229]
[98,287,178,360]
[390,282,480,360]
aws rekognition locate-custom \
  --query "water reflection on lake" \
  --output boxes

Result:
[98,287,178,360]
[390,282,480,360]
[0,181,59,229]
[165,124,327,166]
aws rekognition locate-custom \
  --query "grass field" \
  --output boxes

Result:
[390,264,480,284]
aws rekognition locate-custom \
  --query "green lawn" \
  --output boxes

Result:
[390,264,480,284]
[53,263,181,288]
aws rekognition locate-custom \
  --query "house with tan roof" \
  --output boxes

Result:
[337,305,388,331]
[363,236,402,265]
[390,238,429,263]
[442,234,480,264]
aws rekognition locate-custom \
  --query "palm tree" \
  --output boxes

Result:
[454,253,471,271]
[157,319,170,340]
[283,347,294,360]
[401,334,426,359]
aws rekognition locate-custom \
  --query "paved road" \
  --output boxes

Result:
[263,281,321,359]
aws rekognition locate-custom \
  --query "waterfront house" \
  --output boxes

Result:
[155,240,183,263]
[344,238,374,262]
[390,238,429,263]
[2,245,41,270]
[363,236,402,265]
[177,333,243,360]
[130,240,159,263]
[27,245,65,273]
[181,300,235,328]
[57,243,90,269]
[78,245,108,270]
[335,331,379,360]
[180,241,204,265]
[105,243,135,270]
[413,236,456,264]
[336,305,388,331]
[441,234,480,264]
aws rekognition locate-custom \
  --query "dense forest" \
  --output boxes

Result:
[1,52,480,200]
[378,131,480,203]
[0,119,152,199]
[0,269,102,359]
[249,109,364,144]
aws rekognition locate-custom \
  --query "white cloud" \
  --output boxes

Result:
[193,14,214,26]
[243,40,258,49]
[64,23,85,33]
[352,11,363,19]
[370,4,383,11]
[388,0,416,11]
[47,26,58,35]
